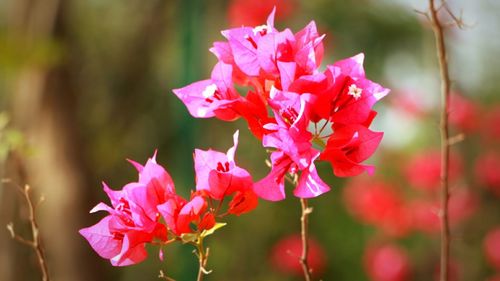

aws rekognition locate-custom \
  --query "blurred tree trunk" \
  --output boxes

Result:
[1,0,109,280]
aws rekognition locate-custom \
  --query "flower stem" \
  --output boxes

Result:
[196,239,209,281]
[300,198,313,281]
[428,1,452,280]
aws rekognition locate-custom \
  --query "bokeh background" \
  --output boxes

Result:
[1,0,499,280]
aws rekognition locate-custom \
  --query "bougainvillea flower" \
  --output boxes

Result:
[288,72,330,121]
[405,150,463,192]
[343,179,410,237]
[257,28,296,77]
[321,124,383,177]
[176,195,210,234]
[157,194,216,236]
[221,9,276,77]
[128,152,174,191]
[194,130,253,200]
[156,193,186,236]
[228,189,259,215]
[270,234,326,277]
[234,90,276,139]
[364,243,411,281]
[475,152,500,196]
[254,147,330,201]
[255,88,330,200]
[254,151,291,201]
[80,216,148,266]
[293,21,325,76]
[484,227,500,270]
[80,181,167,266]
[172,8,388,203]
[172,61,241,121]
[321,54,390,125]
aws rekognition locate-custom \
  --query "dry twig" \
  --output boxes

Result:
[5,181,50,281]
[416,1,465,280]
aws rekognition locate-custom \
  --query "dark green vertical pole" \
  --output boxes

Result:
[176,0,203,279]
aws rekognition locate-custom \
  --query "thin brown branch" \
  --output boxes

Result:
[443,3,468,29]
[447,133,465,146]
[300,198,314,281]
[6,184,50,281]
[158,270,176,281]
[427,0,455,280]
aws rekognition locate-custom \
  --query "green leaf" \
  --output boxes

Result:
[200,222,226,238]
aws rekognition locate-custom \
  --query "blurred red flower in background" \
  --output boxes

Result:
[364,243,411,281]
[484,227,500,270]
[433,259,460,281]
[344,179,411,237]
[486,275,500,281]
[270,234,326,277]
[390,89,429,118]
[449,93,478,132]
[410,188,477,234]
[475,152,500,196]
[481,106,500,143]
[405,150,463,192]
[227,0,295,27]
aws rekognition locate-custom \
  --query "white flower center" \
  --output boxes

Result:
[347,84,362,100]
[202,84,218,99]
[253,24,268,36]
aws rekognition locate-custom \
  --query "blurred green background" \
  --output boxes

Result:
[1,0,499,280]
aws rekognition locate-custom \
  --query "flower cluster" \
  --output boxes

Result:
[79,131,257,266]
[173,9,388,201]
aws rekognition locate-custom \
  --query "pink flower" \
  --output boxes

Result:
[293,21,325,76]
[194,130,254,200]
[172,61,241,121]
[270,234,326,277]
[234,90,275,139]
[173,9,388,202]
[155,193,187,236]
[157,193,216,236]
[321,124,383,177]
[484,227,500,270]
[80,178,168,266]
[228,189,259,216]
[364,243,411,281]
[221,10,277,77]
[309,54,389,125]
[254,88,330,201]
[475,151,500,196]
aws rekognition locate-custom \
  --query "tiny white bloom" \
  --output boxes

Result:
[348,84,363,100]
